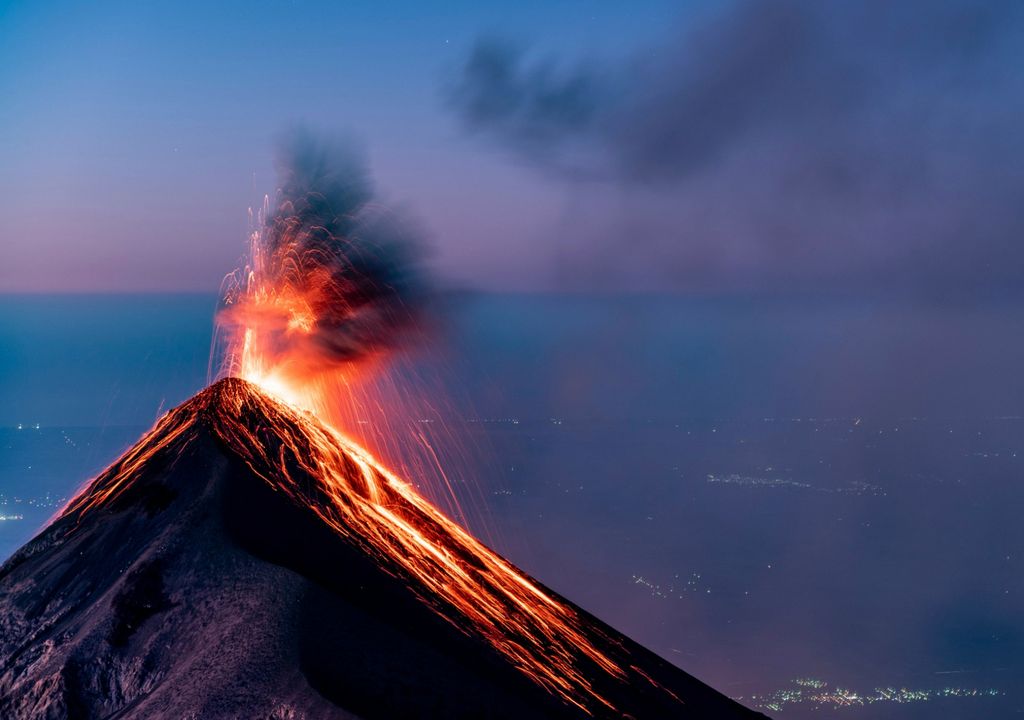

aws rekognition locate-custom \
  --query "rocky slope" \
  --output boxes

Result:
[0,378,766,719]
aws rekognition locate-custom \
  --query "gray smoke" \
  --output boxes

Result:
[448,0,1024,294]
[219,130,426,371]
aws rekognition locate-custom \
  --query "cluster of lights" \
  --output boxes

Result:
[0,492,67,509]
[706,473,812,490]
[632,572,712,599]
[705,473,883,495]
[737,678,1002,713]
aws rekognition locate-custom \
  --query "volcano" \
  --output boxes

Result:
[0,378,766,719]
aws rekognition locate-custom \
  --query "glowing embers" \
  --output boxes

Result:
[60,379,696,714]
[198,136,671,714]
[214,133,422,413]
[208,380,625,714]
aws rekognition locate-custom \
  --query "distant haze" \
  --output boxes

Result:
[2,294,1023,718]
[3,294,1023,427]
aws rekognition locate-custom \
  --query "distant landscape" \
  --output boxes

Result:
[2,293,1021,719]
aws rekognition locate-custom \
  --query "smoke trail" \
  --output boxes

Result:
[447,0,1024,295]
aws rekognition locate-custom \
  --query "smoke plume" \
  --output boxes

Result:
[448,0,1024,295]
[217,130,425,378]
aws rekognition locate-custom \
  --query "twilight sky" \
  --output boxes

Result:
[1,0,1021,295]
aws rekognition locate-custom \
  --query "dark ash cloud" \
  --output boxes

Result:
[448,0,1024,294]
[449,39,605,178]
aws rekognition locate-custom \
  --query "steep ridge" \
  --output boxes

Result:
[0,378,766,719]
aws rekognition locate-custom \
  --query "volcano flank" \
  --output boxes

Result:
[0,378,765,719]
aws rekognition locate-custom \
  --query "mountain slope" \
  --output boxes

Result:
[0,378,766,719]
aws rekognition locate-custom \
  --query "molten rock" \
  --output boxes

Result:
[0,379,766,719]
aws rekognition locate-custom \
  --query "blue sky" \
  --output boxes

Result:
[0,0,678,292]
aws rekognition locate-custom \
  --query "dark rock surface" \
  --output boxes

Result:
[0,378,767,719]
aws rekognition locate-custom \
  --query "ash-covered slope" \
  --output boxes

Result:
[0,378,766,719]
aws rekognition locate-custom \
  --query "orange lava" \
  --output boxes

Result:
[67,191,683,715]
[215,380,626,714]
[208,193,638,714]
[65,378,627,714]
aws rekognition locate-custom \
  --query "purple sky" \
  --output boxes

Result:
[2,0,1021,295]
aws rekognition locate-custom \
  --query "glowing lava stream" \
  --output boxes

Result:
[72,137,681,713]
[222,377,625,715]
[66,376,631,715]
[199,201,626,713]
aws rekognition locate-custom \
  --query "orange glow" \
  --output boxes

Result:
[214,197,404,419]
[66,379,637,714]
[202,202,630,712]
[64,194,683,715]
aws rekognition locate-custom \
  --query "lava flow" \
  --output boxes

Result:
[4,135,767,719]
[207,134,642,714]
[70,135,678,715]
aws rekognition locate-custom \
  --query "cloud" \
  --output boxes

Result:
[448,0,1024,295]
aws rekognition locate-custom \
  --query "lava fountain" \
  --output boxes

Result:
[214,132,423,417]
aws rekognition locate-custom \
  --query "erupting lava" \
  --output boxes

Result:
[215,132,422,418]
[203,135,655,714]
[68,379,631,714]
[3,135,764,719]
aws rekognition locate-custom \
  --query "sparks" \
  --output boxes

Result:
[68,135,685,715]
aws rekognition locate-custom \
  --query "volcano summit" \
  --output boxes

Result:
[0,378,765,719]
